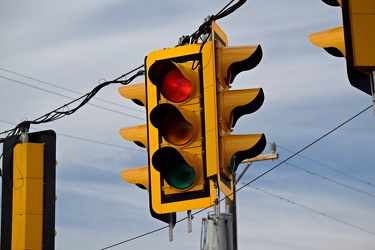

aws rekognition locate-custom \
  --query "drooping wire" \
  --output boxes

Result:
[98,104,372,249]
[275,143,375,188]
[247,184,375,236]
[0,65,145,144]
[278,159,375,198]
[234,105,372,195]
[178,0,247,46]
[184,0,246,70]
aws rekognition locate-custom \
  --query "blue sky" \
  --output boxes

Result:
[1,1,375,249]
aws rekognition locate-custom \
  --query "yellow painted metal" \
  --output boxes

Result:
[211,21,228,46]
[119,124,148,149]
[118,80,147,151]
[220,88,264,132]
[202,40,220,180]
[309,0,374,95]
[211,22,266,201]
[220,134,265,173]
[12,142,44,250]
[121,166,149,191]
[146,44,216,214]
[216,44,262,85]
[347,0,375,73]
[309,27,346,57]
[309,0,375,74]
[118,82,146,106]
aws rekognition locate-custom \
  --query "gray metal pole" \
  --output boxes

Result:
[225,179,237,250]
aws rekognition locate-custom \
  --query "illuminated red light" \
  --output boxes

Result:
[161,68,192,103]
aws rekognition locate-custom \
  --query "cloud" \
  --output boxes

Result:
[1,1,375,249]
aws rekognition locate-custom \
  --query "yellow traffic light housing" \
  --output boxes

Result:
[309,0,375,95]
[204,21,266,200]
[118,82,176,224]
[120,20,266,219]
[1,130,57,250]
[146,44,216,214]
[12,142,44,250]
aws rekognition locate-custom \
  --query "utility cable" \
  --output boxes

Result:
[0,65,145,144]
[235,104,372,195]
[99,104,372,249]
[178,0,246,45]
[0,75,144,119]
[0,119,144,152]
[275,143,375,188]
[0,67,144,113]
[247,184,375,236]
[280,159,375,199]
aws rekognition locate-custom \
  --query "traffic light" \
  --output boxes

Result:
[1,130,56,250]
[205,21,267,199]
[118,83,176,224]
[118,82,148,190]
[309,0,375,95]
[146,44,216,214]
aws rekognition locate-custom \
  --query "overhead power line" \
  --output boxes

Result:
[0,74,144,119]
[0,119,143,152]
[99,104,372,249]
[276,143,375,188]
[0,65,145,143]
[280,159,375,199]
[0,67,144,114]
[248,184,375,236]
[236,105,372,193]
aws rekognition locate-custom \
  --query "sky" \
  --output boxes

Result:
[1,0,375,249]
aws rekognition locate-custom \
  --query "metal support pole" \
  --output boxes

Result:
[187,210,193,233]
[214,180,220,224]
[225,175,238,250]
[225,142,278,250]
[168,213,174,242]
[202,212,233,250]
[225,162,251,250]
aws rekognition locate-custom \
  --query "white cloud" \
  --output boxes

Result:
[1,0,375,249]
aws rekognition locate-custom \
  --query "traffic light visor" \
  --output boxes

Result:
[118,82,146,106]
[216,45,263,85]
[309,27,345,57]
[121,167,149,191]
[222,134,266,173]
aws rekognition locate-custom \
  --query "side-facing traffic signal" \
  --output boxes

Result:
[309,0,375,95]
[1,130,57,250]
[204,21,267,199]
[118,82,176,224]
[118,82,148,188]
[146,45,216,214]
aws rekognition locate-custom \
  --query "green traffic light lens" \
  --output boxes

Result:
[228,154,236,174]
[152,147,199,190]
[166,158,196,189]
